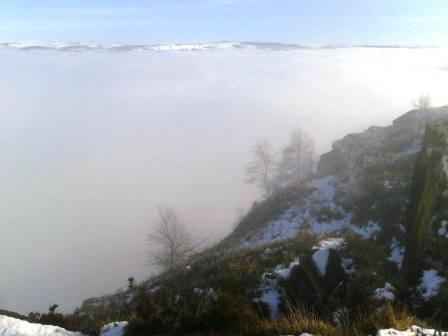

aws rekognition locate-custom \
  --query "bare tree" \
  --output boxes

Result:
[275,129,315,186]
[128,276,135,289]
[48,304,58,313]
[148,206,196,274]
[413,94,432,111]
[245,139,277,198]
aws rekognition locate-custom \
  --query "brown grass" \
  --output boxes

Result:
[188,304,425,336]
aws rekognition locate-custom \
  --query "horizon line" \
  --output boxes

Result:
[0,40,444,52]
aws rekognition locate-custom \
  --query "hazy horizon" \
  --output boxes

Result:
[1,45,448,314]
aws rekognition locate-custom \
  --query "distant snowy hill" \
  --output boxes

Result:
[0,41,434,52]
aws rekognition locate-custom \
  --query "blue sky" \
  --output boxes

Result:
[0,1,447,45]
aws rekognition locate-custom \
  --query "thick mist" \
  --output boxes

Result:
[1,47,448,314]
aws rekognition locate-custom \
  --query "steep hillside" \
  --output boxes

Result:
[231,106,448,248]
[72,107,448,336]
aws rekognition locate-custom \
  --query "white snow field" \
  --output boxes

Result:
[0,315,128,336]
[0,315,84,336]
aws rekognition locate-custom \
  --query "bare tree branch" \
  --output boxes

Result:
[413,94,432,111]
[245,139,277,198]
[275,129,315,186]
[148,206,197,275]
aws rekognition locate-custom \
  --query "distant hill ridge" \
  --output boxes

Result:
[0,41,439,52]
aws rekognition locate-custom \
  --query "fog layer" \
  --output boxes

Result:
[1,47,448,314]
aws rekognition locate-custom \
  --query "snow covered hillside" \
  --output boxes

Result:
[71,107,448,335]
[240,175,380,247]
[238,107,448,248]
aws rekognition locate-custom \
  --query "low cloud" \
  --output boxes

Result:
[0,46,447,314]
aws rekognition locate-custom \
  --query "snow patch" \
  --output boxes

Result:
[149,285,161,294]
[387,237,405,270]
[341,257,356,277]
[274,258,300,279]
[100,322,128,336]
[310,175,336,199]
[442,155,448,179]
[241,176,381,247]
[312,249,330,277]
[378,325,448,336]
[373,282,396,301]
[438,220,448,238]
[349,221,381,239]
[418,269,446,300]
[314,238,345,250]
[398,224,407,233]
[255,257,300,314]
[254,273,280,316]
[312,238,345,277]
[259,288,280,315]
[193,288,216,297]
[332,308,346,328]
[0,315,84,336]
[406,137,423,155]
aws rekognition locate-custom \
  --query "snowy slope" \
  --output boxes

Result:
[240,176,379,247]
[0,315,84,336]
[99,322,128,336]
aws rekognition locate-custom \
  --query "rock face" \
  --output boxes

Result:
[318,107,448,179]
[402,121,448,282]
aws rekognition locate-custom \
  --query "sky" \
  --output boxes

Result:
[1,0,448,317]
[0,0,447,45]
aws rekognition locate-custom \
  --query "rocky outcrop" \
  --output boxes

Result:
[317,107,448,178]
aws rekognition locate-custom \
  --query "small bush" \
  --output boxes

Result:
[198,293,259,335]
